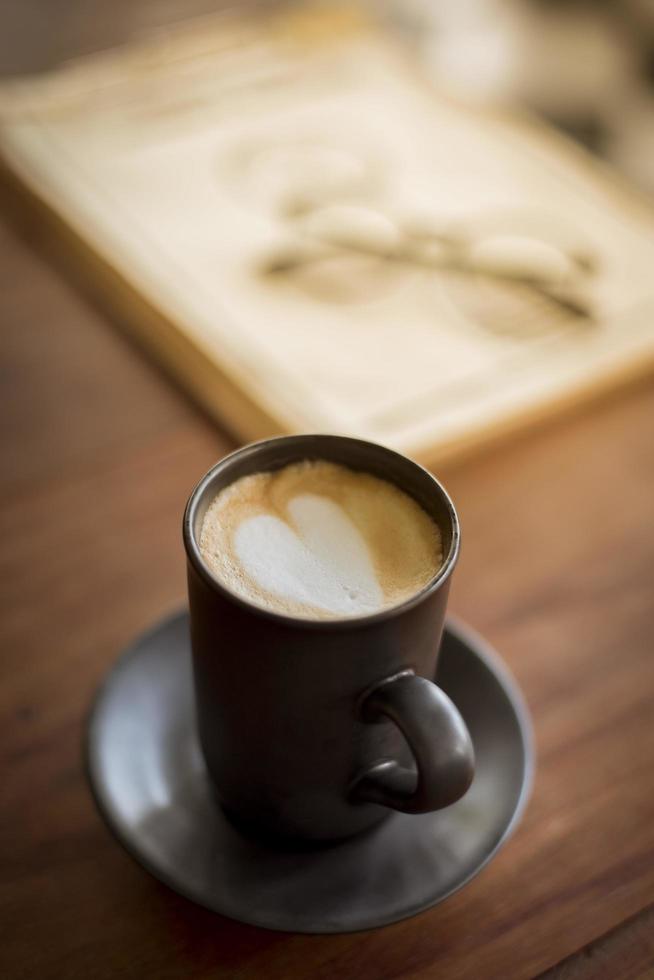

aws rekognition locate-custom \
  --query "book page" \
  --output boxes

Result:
[2,6,653,457]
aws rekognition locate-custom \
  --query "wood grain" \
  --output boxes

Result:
[2,202,654,980]
[535,905,654,980]
[1,6,653,975]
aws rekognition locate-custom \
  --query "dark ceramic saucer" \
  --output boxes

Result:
[86,611,533,933]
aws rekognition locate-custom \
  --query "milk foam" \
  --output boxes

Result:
[199,461,443,620]
[234,495,383,616]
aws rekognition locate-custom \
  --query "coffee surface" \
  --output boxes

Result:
[198,461,443,619]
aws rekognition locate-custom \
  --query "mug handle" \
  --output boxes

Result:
[350,670,475,813]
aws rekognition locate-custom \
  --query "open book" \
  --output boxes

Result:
[2,4,653,463]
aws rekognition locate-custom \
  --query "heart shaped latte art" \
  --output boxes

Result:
[233,493,383,616]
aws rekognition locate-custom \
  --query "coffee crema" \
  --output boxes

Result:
[198,461,443,620]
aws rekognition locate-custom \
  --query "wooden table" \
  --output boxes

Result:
[2,205,654,980]
[2,8,654,975]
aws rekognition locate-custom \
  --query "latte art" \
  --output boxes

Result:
[199,461,443,619]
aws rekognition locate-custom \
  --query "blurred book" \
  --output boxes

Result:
[1,3,653,463]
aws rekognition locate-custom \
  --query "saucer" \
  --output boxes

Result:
[86,611,533,933]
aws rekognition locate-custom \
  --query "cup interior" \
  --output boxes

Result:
[184,434,459,623]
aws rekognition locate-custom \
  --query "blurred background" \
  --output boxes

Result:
[1,0,653,193]
[391,0,654,196]
[1,0,653,461]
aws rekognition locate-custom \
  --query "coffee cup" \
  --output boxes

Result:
[183,434,474,842]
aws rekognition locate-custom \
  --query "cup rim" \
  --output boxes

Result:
[183,435,460,631]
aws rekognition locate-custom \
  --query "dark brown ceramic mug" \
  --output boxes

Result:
[183,435,474,842]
